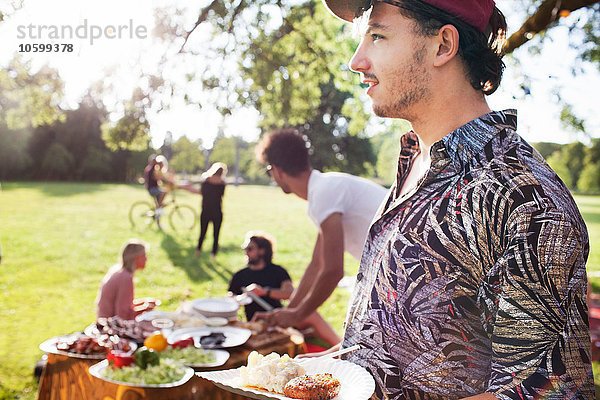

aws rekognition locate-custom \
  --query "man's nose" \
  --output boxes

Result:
[349,41,370,73]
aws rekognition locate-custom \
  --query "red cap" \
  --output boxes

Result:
[322,0,495,33]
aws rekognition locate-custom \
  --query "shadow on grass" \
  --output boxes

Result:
[4,181,109,197]
[160,233,236,283]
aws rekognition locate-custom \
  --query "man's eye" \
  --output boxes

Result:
[371,33,384,41]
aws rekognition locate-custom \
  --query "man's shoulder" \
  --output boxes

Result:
[231,267,251,279]
[267,263,290,275]
[311,171,384,198]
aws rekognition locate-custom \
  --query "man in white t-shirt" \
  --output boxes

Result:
[254,128,388,330]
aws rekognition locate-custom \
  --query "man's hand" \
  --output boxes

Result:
[246,283,267,297]
[252,308,301,328]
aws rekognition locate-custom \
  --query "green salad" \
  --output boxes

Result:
[103,358,187,385]
[161,347,217,366]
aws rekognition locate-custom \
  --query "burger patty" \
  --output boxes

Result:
[283,373,341,400]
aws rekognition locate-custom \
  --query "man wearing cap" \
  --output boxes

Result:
[321,0,594,398]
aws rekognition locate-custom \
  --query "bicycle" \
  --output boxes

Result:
[129,189,198,233]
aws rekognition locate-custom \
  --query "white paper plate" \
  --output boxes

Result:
[89,359,194,388]
[191,298,239,318]
[135,310,179,323]
[197,357,375,400]
[39,334,137,360]
[167,327,251,349]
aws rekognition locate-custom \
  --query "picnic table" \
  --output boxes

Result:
[37,323,303,400]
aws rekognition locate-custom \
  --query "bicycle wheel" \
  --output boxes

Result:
[168,204,197,233]
[129,201,156,231]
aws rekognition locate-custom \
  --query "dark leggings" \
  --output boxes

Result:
[197,212,223,255]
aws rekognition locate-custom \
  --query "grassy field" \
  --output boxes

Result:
[0,182,599,399]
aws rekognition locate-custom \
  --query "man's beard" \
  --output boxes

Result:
[248,256,263,265]
[373,45,430,119]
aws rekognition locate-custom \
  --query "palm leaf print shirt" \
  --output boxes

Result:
[342,110,594,399]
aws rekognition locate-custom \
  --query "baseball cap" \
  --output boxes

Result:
[322,0,495,33]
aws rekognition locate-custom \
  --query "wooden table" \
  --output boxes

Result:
[37,329,302,400]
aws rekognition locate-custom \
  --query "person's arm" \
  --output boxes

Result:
[272,280,294,300]
[288,233,324,307]
[246,280,293,301]
[293,212,344,320]
[482,205,591,398]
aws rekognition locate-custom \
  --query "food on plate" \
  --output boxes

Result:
[144,333,168,351]
[199,332,226,348]
[55,335,131,356]
[106,351,135,368]
[161,346,217,366]
[134,347,160,369]
[173,315,207,328]
[171,338,194,349]
[283,373,341,400]
[102,357,187,385]
[93,317,155,342]
[240,351,305,394]
[235,320,266,334]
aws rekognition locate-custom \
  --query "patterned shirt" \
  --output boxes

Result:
[342,110,593,399]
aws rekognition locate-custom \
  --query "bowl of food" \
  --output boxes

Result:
[89,346,194,388]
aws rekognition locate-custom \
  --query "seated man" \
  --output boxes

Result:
[228,231,340,346]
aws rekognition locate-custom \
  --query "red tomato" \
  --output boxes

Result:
[107,350,135,368]
[171,338,194,349]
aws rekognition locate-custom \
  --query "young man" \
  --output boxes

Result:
[254,129,388,329]
[228,232,294,321]
[229,231,340,345]
[321,0,594,398]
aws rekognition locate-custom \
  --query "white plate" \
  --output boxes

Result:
[197,357,375,400]
[169,348,230,368]
[135,310,179,323]
[167,327,251,349]
[191,298,239,318]
[89,359,194,388]
[39,334,137,360]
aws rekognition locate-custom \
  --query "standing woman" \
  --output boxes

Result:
[196,162,227,258]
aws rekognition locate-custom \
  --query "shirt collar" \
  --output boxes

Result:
[399,109,518,169]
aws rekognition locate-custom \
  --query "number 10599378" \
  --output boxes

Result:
[19,43,73,52]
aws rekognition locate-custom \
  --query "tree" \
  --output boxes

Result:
[170,136,205,174]
[577,163,600,193]
[79,146,113,181]
[0,127,32,179]
[101,89,152,182]
[532,142,562,160]
[0,56,64,130]
[546,141,586,190]
[239,1,376,175]
[503,0,599,54]
[40,142,75,180]
[577,138,600,192]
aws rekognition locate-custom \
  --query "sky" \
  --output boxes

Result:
[0,0,598,148]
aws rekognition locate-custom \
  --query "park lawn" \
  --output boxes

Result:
[0,182,357,399]
[0,183,599,399]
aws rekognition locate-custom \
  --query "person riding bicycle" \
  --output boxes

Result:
[144,155,170,210]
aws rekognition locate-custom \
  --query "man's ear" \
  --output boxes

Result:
[433,24,459,67]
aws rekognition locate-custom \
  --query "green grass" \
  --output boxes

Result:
[0,183,598,399]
